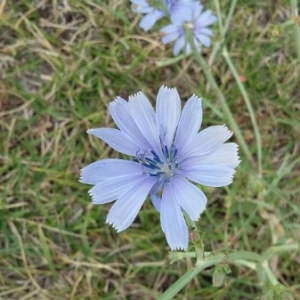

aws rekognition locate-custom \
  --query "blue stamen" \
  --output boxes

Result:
[137,144,178,182]
[171,145,178,158]
[143,162,158,170]
[144,157,156,164]
[164,145,169,158]
[150,150,162,163]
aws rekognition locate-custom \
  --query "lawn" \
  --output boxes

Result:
[0,0,299,299]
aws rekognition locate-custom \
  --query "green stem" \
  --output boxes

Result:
[157,264,203,300]
[192,48,254,165]
[233,259,257,270]
[209,0,238,67]
[223,0,238,36]
[159,251,269,300]
[214,0,262,176]
[158,254,225,300]
[262,261,279,286]
[290,0,300,63]
[222,47,262,176]
[213,0,224,32]
[183,212,205,261]
[183,211,197,229]
[262,242,299,260]
[169,251,212,264]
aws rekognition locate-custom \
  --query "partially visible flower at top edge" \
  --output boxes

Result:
[80,86,240,250]
[167,0,200,24]
[161,4,217,55]
[131,0,165,31]
[131,0,200,31]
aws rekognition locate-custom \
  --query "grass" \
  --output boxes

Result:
[0,0,300,299]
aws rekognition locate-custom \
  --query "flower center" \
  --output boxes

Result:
[184,22,194,30]
[136,144,178,182]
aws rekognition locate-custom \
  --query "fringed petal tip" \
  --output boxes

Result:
[159,85,175,91]
[86,128,97,134]
[227,170,236,184]
[78,173,84,183]
[106,220,123,233]
[91,199,102,206]
[129,91,143,100]
[110,96,125,105]
[109,99,117,107]
[189,207,206,222]
[221,124,233,135]
[78,168,94,184]
[191,93,202,100]
[87,190,98,204]
[170,245,187,251]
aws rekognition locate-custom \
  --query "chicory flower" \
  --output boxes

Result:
[80,86,240,250]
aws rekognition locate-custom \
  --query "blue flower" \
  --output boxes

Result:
[131,0,199,31]
[80,86,240,250]
[161,4,217,55]
[167,0,200,23]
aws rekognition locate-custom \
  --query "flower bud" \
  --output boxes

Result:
[212,264,231,287]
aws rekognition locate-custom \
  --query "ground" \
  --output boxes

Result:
[0,0,299,299]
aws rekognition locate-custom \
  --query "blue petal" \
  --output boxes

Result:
[161,24,179,35]
[131,0,148,5]
[156,86,181,148]
[198,28,213,36]
[196,10,217,27]
[194,32,211,47]
[160,181,189,250]
[181,165,236,187]
[80,159,142,185]
[128,92,163,159]
[150,192,161,212]
[180,143,240,169]
[171,176,207,221]
[161,29,181,44]
[175,95,202,152]
[89,173,146,204]
[173,35,185,55]
[106,176,157,231]
[133,6,153,14]
[131,0,153,13]
[87,128,138,156]
[139,10,164,31]
[109,97,151,151]
[170,5,193,24]
[179,125,233,161]
[192,4,204,18]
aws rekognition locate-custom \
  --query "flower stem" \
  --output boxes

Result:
[208,0,238,67]
[262,242,299,260]
[222,47,262,176]
[223,0,238,36]
[261,261,279,286]
[159,250,276,300]
[183,212,205,261]
[192,48,254,165]
[214,0,262,176]
[157,264,203,300]
[290,0,300,64]
[213,0,224,32]
[158,253,225,300]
